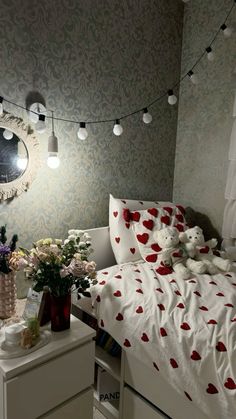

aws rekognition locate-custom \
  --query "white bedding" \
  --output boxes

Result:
[90,261,236,419]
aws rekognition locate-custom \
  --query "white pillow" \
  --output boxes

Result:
[109,194,171,264]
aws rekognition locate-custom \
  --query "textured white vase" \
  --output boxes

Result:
[0,271,16,319]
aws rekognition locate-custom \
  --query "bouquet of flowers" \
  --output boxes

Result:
[10,230,97,297]
[0,225,18,274]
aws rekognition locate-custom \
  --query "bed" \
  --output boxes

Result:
[72,197,236,419]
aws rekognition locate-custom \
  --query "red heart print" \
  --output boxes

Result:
[170,279,176,283]
[173,251,182,258]
[199,306,208,311]
[116,313,123,321]
[123,208,130,221]
[160,327,167,337]
[181,322,191,330]
[101,319,104,327]
[121,200,126,204]
[161,215,170,225]
[114,290,122,297]
[209,281,217,285]
[200,246,210,254]
[184,392,192,401]
[156,288,163,293]
[232,283,236,287]
[188,279,196,283]
[216,341,227,352]
[224,378,236,390]
[99,280,106,285]
[175,290,182,296]
[206,383,218,394]
[207,319,217,324]
[225,274,232,277]
[135,278,142,283]
[191,350,201,361]
[130,248,135,254]
[156,266,173,275]
[102,272,108,275]
[137,233,149,244]
[176,205,185,214]
[141,333,149,342]
[216,292,224,297]
[124,339,131,347]
[177,303,185,309]
[125,223,130,229]
[136,306,143,314]
[134,269,140,273]
[175,213,184,223]
[224,303,234,307]
[175,223,185,232]
[194,291,201,297]
[143,219,154,230]
[158,303,165,311]
[113,211,118,217]
[163,206,173,215]
[170,358,178,368]
[153,362,159,371]
[115,274,122,279]
[148,208,158,217]
[96,295,101,302]
[115,237,120,243]
[132,211,140,222]
[231,318,236,322]
[146,254,158,263]
[151,243,162,252]
[136,288,143,294]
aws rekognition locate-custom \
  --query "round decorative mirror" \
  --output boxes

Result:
[0,113,40,200]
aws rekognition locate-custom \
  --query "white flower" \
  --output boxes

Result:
[79,241,86,248]
[84,233,91,240]
[35,239,44,247]
[54,239,62,245]
[68,229,76,235]
[64,239,69,245]
[68,234,76,241]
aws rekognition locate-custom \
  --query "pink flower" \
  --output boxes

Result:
[84,261,96,273]
[68,259,85,277]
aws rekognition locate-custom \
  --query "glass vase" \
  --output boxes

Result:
[0,271,17,319]
[50,292,71,332]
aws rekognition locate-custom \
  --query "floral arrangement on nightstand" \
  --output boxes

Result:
[11,229,97,297]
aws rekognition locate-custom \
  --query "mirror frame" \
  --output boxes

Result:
[0,112,40,200]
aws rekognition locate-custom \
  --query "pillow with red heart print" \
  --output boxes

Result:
[130,204,186,264]
[109,194,172,264]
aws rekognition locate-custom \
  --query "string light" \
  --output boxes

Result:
[47,111,60,169]
[142,108,152,124]
[16,141,28,170]
[168,90,178,105]
[187,70,199,85]
[0,1,234,139]
[35,114,46,133]
[206,46,215,62]
[113,119,123,136]
[3,129,13,140]
[77,122,88,140]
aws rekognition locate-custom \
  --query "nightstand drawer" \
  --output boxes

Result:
[123,387,167,419]
[41,388,93,419]
[5,342,94,419]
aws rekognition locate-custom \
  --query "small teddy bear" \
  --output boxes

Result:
[179,226,231,274]
[153,226,191,280]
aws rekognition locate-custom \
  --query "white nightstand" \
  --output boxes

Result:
[0,316,95,419]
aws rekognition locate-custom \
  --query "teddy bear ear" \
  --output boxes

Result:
[179,232,187,243]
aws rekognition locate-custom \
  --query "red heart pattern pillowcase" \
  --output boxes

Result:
[130,205,186,264]
[109,194,172,264]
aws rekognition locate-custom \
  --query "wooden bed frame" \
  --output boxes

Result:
[72,227,209,419]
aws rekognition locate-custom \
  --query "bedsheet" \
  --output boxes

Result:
[90,261,236,419]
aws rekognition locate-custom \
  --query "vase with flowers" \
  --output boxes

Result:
[11,230,97,331]
[0,226,18,319]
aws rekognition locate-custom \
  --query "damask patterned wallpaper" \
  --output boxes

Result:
[173,0,236,235]
[0,0,183,248]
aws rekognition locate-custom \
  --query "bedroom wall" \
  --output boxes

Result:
[173,0,236,235]
[0,0,183,247]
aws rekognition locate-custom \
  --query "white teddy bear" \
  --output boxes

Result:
[179,226,231,274]
[153,226,191,280]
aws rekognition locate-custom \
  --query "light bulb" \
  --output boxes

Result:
[3,129,13,140]
[77,122,88,140]
[35,114,46,133]
[187,70,199,85]
[0,97,3,115]
[47,153,60,169]
[17,157,28,170]
[206,47,215,62]
[221,24,232,38]
[142,108,152,124]
[168,90,177,105]
[113,119,123,136]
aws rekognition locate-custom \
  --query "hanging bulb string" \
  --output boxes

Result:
[1,0,235,126]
